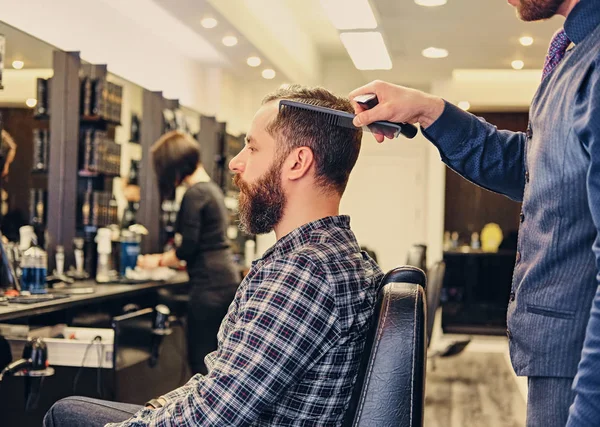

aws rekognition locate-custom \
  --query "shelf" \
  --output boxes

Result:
[78,170,120,179]
[80,115,121,127]
[33,113,50,121]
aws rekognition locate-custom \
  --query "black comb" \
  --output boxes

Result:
[279,100,418,139]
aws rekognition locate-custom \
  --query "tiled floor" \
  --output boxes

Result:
[424,313,527,426]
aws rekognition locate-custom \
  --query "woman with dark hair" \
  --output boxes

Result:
[137,130,239,375]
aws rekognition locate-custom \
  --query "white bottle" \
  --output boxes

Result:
[19,225,35,253]
[95,228,112,283]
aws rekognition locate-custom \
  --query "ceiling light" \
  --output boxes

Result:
[422,47,449,59]
[262,69,276,79]
[340,32,392,70]
[415,0,447,6]
[519,36,534,46]
[222,36,238,47]
[12,60,24,70]
[511,59,525,70]
[458,101,470,111]
[25,98,37,108]
[201,17,218,29]
[320,0,378,30]
[247,56,261,67]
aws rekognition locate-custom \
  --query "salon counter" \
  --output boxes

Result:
[0,273,189,322]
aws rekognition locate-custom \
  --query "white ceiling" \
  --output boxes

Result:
[0,0,565,90]
[154,0,565,88]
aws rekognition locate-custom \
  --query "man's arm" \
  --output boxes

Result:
[106,255,340,426]
[349,81,527,202]
[421,102,526,202]
[567,57,600,427]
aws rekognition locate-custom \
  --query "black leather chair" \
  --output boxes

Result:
[425,261,445,346]
[344,266,427,427]
[426,260,470,365]
[406,244,427,272]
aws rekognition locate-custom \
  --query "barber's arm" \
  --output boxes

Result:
[349,80,527,202]
[567,57,600,427]
[105,256,340,426]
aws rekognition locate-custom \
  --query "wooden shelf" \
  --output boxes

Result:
[80,115,121,127]
[78,170,120,179]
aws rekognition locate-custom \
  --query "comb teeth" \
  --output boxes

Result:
[281,103,355,129]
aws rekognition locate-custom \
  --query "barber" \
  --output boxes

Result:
[350,0,600,425]
[137,131,239,375]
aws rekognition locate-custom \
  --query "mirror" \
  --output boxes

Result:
[0,21,56,244]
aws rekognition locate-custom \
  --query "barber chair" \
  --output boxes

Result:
[426,261,470,368]
[344,266,427,427]
[406,244,427,272]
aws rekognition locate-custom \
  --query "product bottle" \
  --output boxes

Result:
[95,227,112,283]
[55,245,65,276]
[21,236,47,294]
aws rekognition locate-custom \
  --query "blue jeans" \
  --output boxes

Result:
[43,396,143,427]
[527,377,575,427]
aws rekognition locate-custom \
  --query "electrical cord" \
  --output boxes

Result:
[73,335,104,397]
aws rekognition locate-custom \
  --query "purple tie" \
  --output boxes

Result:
[542,28,571,80]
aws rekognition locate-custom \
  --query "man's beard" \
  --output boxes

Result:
[233,161,286,235]
[516,0,564,21]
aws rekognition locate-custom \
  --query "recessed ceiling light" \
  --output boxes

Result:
[201,17,218,29]
[511,59,525,70]
[415,0,447,6]
[247,56,261,67]
[12,60,24,70]
[458,101,470,111]
[519,36,534,46]
[422,47,448,59]
[222,36,238,47]
[340,32,392,70]
[320,0,378,30]
[25,98,37,108]
[262,69,276,79]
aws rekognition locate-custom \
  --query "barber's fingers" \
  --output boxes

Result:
[353,102,400,128]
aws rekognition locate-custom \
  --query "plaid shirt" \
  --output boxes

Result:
[107,215,383,427]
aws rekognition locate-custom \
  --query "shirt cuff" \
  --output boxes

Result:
[421,100,474,156]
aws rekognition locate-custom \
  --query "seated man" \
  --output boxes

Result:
[43,85,383,427]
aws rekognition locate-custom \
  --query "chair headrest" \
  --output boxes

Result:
[380,266,426,290]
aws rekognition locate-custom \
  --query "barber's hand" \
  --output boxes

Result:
[137,254,162,270]
[349,80,445,143]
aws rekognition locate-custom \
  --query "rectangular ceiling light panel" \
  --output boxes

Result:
[340,31,392,70]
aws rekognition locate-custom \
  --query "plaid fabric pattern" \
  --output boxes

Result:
[542,28,571,80]
[107,215,383,426]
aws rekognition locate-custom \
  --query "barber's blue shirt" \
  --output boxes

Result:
[422,1,600,424]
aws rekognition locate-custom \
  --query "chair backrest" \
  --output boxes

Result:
[344,266,427,427]
[406,244,427,273]
[425,261,446,347]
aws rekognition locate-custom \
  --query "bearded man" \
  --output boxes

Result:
[349,0,600,425]
[43,85,383,427]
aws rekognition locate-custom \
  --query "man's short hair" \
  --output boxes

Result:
[263,85,362,195]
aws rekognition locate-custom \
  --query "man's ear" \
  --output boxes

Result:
[284,146,314,182]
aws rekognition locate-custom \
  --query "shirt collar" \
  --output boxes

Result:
[565,0,600,45]
[257,215,352,262]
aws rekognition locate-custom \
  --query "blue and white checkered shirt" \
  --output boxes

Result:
[107,215,383,426]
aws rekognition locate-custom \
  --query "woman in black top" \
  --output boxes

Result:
[137,131,240,375]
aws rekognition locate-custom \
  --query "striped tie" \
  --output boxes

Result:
[542,28,571,80]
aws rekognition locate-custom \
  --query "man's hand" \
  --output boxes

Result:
[349,80,445,143]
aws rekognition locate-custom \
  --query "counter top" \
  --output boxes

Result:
[0,273,189,322]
